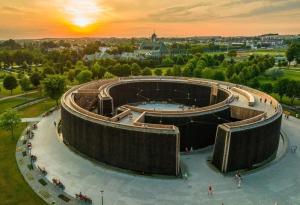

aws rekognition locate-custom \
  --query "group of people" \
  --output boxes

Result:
[259,97,273,105]
[207,171,243,198]
[284,113,290,119]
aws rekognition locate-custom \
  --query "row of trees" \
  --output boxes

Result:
[226,55,275,84]
[286,42,300,66]
[2,72,41,95]
[0,74,66,138]
[273,79,300,104]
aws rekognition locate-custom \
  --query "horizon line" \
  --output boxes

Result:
[1,33,300,41]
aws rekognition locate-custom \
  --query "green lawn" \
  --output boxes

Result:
[0,100,56,205]
[0,92,43,114]
[257,69,300,85]
[152,67,172,75]
[238,49,285,56]
[0,84,23,97]
[283,69,300,81]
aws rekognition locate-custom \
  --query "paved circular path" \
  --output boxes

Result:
[25,110,299,205]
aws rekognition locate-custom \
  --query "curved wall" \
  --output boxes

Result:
[212,114,282,172]
[61,106,180,175]
[61,77,282,175]
[145,108,231,150]
[108,81,229,108]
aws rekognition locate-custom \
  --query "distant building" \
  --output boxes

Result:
[135,33,168,59]
[120,52,142,60]
[83,52,114,62]
[274,56,287,65]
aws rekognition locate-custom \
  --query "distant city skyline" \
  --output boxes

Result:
[0,0,299,39]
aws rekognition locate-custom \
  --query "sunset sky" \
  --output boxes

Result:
[0,0,299,39]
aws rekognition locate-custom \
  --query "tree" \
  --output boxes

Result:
[103,72,115,79]
[42,65,56,76]
[91,62,105,79]
[141,67,152,76]
[0,39,21,50]
[75,60,88,70]
[286,43,300,66]
[247,78,260,89]
[0,109,21,138]
[154,68,163,76]
[3,75,18,95]
[230,73,241,84]
[110,63,131,77]
[274,78,290,101]
[265,67,283,80]
[193,68,202,78]
[76,70,93,84]
[201,68,213,79]
[165,68,173,76]
[228,50,237,59]
[226,65,236,79]
[286,80,298,104]
[30,72,41,88]
[43,75,66,106]
[175,55,185,65]
[260,83,273,93]
[172,65,182,76]
[161,57,174,67]
[19,76,31,93]
[213,71,225,81]
[196,59,206,70]
[120,64,131,76]
[182,64,193,77]
[67,69,75,82]
[131,63,141,76]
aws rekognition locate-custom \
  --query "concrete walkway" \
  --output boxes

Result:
[0,90,38,101]
[20,109,299,205]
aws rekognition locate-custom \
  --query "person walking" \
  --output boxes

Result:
[208,184,213,196]
[238,177,241,188]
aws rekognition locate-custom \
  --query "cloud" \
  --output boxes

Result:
[147,2,215,22]
[229,0,300,18]
[143,0,300,23]
[1,6,21,12]
[1,5,35,15]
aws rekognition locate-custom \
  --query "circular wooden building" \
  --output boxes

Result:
[61,77,282,176]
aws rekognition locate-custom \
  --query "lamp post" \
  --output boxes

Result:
[100,190,104,205]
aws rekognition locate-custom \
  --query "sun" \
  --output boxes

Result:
[72,17,92,27]
[63,0,102,29]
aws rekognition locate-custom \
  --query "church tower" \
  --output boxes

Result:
[151,32,157,42]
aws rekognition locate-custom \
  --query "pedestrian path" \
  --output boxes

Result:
[16,109,299,205]
[0,90,38,101]
[21,117,43,123]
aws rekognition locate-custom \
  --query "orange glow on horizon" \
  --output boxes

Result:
[0,0,299,39]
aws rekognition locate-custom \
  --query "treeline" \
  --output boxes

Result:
[226,55,275,84]
[261,79,300,105]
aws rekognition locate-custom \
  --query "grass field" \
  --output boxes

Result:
[0,92,43,114]
[283,69,300,81]
[257,69,300,85]
[0,100,56,205]
[238,49,286,56]
[0,84,23,96]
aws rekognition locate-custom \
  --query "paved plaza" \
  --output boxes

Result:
[20,110,300,205]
